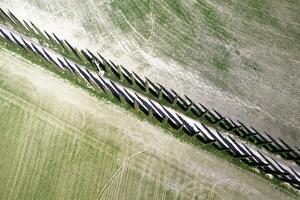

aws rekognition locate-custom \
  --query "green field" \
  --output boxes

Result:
[0,49,297,199]
[0,0,299,199]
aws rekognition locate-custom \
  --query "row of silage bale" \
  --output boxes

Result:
[1,10,300,190]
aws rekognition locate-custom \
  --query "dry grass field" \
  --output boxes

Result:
[0,0,298,146]
[0,49,297,199]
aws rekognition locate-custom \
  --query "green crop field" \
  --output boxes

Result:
[0,49,297,199]
[0,0,299,199]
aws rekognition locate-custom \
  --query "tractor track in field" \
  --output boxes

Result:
[0,20,299,192]
[0,48,298,199]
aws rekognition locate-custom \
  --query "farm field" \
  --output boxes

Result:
[0,49,297,200]
[0,0,298,146]
[0,0,300,199]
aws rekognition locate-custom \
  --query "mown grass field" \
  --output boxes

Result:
[0,49,298,200]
